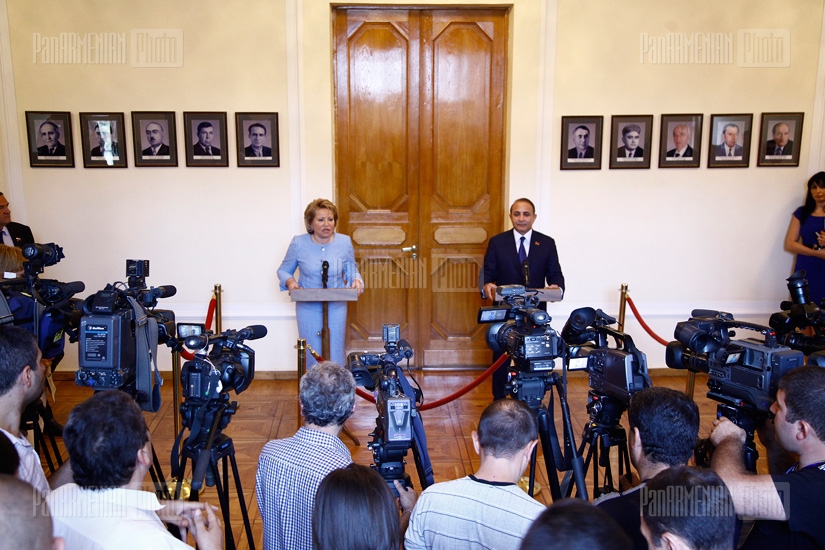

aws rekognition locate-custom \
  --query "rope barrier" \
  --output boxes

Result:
[625,295,669,346]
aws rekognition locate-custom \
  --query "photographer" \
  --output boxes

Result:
[595,387,699,550]
[404,399,545,550]
[47,390,223,550]
[710,365,825,547]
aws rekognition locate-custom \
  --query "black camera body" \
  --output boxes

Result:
[478,285,564,372]
[666,309,804,415]
[769,270,825,357]
[76,260,176,410]
[563,307,650,404]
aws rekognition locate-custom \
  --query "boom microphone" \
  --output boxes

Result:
[321,261,329,289]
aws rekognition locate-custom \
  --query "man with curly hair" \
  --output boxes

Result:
[256,361,356,550]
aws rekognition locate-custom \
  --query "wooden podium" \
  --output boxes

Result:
[290,288,359,361]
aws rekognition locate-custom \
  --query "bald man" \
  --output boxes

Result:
[141,122,170,157]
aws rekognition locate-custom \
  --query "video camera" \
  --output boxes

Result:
[478,285,564,372]
[769,270,825,357]
[76,259,176,411]
[0,242,84,362]
[347,324,433,494]
[666,309,805,470]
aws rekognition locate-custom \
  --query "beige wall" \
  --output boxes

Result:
[1,0,823,371]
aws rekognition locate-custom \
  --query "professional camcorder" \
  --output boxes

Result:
[0,242,84,362]
[347,323,433,494]
[76,259,176,411]
[769,270,825,357]
[666,309,805,469]
[478,285,564,372]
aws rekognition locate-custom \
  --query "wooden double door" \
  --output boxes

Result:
[333,7,508,366]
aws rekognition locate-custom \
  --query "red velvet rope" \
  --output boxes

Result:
[625,295,669,346]
[179,297,218,361]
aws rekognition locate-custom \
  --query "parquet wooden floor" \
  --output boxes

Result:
[42,369,736,550]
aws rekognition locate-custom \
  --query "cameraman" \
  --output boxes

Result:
[710,365,825,548]
[47,390,223,549]
[595,387,700,550]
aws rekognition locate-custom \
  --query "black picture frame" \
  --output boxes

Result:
[235,113,280,167]
[183,112,228,167]
[560,116,603,170]
[79,112,128,168]
[658,114,703,169]
[757,112,804,167]
[707,114,753,169]
[25,111,74,168]
[609,115,653,170]
[131,111,178,167]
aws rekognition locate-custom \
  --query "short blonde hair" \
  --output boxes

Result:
[304,198,339,234]
[0,245,24,275]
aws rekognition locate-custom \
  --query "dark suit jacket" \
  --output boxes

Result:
[193,143,221,156]
[483,230,565,297]
[244,145,272,158]
[666,145,694,158]
[568,146,594,159]
[4,221,34,248]
[142,143,170,156]
[90,142,119,157]
[715,143,743,158]
[617,146,644,158]
[36,142,66,156]
[766,140,793,156]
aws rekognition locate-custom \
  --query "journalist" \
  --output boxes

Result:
[710,365,825,547]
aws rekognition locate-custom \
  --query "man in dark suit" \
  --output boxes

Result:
[482,198,565,399]
[0,193,34,248]
[35,121,66,157]
[193,121,220,156]
[141,122,170,157]
[567,125,594,159]
[616,123,644,159]
[665,124,694,158]
[244,123,272,158]
[765,122,794,156]
[90,122,119,158]
[714,123,743,158]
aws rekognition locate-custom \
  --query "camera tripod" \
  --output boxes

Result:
[568,391,631,499]
[173,400,255,550]
[508,369,588,501]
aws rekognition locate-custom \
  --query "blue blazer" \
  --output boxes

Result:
[483,230,565,292]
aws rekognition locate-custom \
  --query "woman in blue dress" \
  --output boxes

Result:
[278,199,363,366]
[784,172,825,305]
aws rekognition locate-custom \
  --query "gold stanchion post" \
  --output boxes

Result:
[213,284,222,334]
[297,338,307,378]
[617,284,629,333]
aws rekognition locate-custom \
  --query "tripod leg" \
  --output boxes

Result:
[228,451,256,550]
[212,454,236,550]
[535,408,562,501]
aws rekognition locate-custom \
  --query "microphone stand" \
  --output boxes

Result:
[320,261,330,360]
[522,259,530,287]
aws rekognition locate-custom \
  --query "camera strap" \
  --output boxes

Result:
[127,296,162,413]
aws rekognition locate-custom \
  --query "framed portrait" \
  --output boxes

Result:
[757,112,804,167]
[25,112,74,168]
[707,114,753,169]
[609,115,653,170]
[235,113,280,167]
[658,114,703,169]
[131,112,178,167]
[183,112,228,167]
[560,116,603,170]
[79,113,127,168]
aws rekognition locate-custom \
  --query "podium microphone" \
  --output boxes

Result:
[522,259,530,287]
[321,260,329,289]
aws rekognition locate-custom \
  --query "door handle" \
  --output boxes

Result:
[401,244,418,259]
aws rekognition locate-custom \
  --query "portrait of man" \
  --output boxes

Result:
[35,121,66,157]
[714,122,743,159]
[193,121,221,157]
[90,121,119,160]
[665,123,694,159]
[141,121,170,157]
[244,122,272,158]
[616,124,644,160]
[765,121,793,157]
[567,125,594,160]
